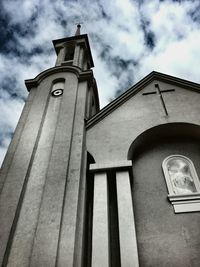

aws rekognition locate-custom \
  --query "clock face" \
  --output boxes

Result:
[51,88,63,97]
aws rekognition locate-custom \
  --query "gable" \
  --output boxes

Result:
[87,71,200,129]
[86,72,200,163]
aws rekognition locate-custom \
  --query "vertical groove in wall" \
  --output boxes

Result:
[107,171,121,267]
[27,76,79,267]
[28,88,64,266]
[2,88,52,267]
[55,78,79,267]
[82,153,94,267]
[73,84,89,267]
[55,81,88,267]
[73,138,86,267]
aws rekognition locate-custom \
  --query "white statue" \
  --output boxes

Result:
[168,159,197,194]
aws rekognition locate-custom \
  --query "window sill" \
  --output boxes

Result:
[168,193,200,213]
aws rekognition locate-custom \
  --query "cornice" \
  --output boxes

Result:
[25,65,94,91]
[86,71,200,130]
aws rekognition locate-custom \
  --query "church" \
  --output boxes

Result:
[0,26,200,267]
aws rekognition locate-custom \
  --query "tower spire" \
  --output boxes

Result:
[75,24,81,36]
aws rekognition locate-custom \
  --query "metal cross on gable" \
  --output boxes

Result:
[142,83,175,116]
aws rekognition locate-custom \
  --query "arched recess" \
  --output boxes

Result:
[128,122,200,160]
[127,123,200,267]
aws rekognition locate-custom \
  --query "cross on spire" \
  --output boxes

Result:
[142,83,175,116]
[75,23,83,36]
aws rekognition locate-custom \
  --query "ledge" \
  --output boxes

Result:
[25,65,92,91]
[90,160,132,173]
[168,193,200,213]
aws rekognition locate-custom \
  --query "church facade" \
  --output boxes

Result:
[0,30,200,267]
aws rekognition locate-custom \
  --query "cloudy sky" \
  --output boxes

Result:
[0,0,200,165]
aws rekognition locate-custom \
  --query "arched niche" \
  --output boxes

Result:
[128,122,200,160]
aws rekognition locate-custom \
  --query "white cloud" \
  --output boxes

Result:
[93,51,118,107]
[0,0,200,165]
[0,95,24,165]
[0,146,10,166]
[0,97,24,130]
[2,0,40,24]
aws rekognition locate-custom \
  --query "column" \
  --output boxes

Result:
[73,44,80,66]
[78,46,84,69]
[55,46,66,66]
[116,171,139,267]
[92,172,109,267]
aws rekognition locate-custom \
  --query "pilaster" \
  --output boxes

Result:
[90,160,139,267]
[55,46,66,66]
[92,172,109,267]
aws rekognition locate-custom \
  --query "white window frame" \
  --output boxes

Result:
[162,155,200,213]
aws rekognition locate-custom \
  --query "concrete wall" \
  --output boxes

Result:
[87,80,200,162]
[132,138,200,267]
[87,79,200,266]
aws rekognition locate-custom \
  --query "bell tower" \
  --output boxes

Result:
[54,24,94,70]
[0,26,99,267]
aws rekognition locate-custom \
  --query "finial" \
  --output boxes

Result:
[75,24,81,36]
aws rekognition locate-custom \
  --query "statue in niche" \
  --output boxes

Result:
[167,158,197,194]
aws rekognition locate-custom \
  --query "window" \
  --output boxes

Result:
[64,45,74,62]
[162,155,200,213]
